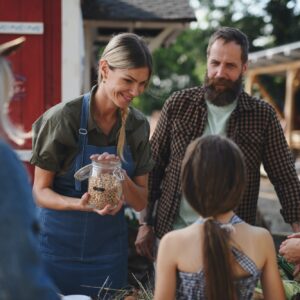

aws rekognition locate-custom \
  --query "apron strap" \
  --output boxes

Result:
[75,93,90,191]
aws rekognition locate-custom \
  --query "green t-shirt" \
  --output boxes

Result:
[173,99,237,230]
[30,86,155,177]
[203,99,237,136]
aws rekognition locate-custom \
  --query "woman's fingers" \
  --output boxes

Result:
[93,199,124,216]
[80,192,90,205]
[72,193,93,212]
[90,153,119,161]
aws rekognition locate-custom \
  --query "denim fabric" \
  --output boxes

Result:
[0,140,59,300]
[38,93,134,298]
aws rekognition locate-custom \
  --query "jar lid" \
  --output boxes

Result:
[74,164,92,181]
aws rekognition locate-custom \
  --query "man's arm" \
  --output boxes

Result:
[262,106,300,231]
[135,96,174,259]
[141,96,174,224]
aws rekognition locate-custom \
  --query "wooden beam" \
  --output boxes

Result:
[284,69,297,145]
[247,60,300,76]
[84,20,188,29]
[245,74,284,119]
[244,73,256,94]
[83,23,96,92]
[148,26,175,52]
[255,78,284,119]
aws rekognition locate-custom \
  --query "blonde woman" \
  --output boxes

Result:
[30,33,154,298]
[0,37,60,299]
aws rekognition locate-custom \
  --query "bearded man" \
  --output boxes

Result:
[135,27,300,260]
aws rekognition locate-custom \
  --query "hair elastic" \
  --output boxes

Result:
[202,217,236,233]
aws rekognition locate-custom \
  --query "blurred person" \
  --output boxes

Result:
[30,33,154,298]
[0,37,60,300]
[154,135,285,300]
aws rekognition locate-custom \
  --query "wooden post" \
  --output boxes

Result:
[245,73,256,95]
[83,22,92,92]
[284,69,297,145]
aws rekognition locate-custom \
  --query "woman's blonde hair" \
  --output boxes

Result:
[0,57,31,145]
[99,33,152,159]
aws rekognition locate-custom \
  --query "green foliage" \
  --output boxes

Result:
[266,0,300,45]
[132,0,300,115]
[133,29,205,115]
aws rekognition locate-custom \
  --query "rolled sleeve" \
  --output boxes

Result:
[30,104,78,173]
[146,97,173,224]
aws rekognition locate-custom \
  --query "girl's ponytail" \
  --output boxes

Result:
[203,219,236,300]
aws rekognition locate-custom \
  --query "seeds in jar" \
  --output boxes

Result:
[88,173,122,210]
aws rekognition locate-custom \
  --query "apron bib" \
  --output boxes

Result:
[38,93,134,297]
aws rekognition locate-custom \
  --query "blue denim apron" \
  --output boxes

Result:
[38,93,134,297]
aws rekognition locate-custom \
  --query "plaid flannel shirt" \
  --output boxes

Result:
[146,86,300,239]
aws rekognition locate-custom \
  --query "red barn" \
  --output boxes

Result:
[0,0,195,179]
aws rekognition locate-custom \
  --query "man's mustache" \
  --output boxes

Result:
[205,77,236,90]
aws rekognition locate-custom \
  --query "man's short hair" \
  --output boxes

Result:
[207,27,249,64]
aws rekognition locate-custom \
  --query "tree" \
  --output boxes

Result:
[266,0,300,45]
[133,29,206,115]
[133,0,300,115]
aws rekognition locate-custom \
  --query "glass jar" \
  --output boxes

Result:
[74,160,124,210]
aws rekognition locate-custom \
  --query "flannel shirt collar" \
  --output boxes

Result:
[237,91,256,112]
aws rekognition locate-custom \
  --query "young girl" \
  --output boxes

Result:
[154,135,285,300]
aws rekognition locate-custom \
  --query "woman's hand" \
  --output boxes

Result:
[90,152,119,162]
[93,195,125,216]
[74,193,124,215]
[70,192,94,212]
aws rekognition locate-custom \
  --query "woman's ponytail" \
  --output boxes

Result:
[117,107,129,160]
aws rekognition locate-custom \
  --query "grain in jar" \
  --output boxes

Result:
[87,160,124,210]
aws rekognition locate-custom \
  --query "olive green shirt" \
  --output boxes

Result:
[30,86,155,177]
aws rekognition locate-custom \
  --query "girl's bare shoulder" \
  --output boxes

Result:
[161,224,201,249]
[237,222,274,248]
[247,223,272,238]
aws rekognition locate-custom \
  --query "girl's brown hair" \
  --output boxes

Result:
[181,135,247,300]
[99,33,152,159]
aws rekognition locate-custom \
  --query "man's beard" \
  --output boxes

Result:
[204,72,243,106]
